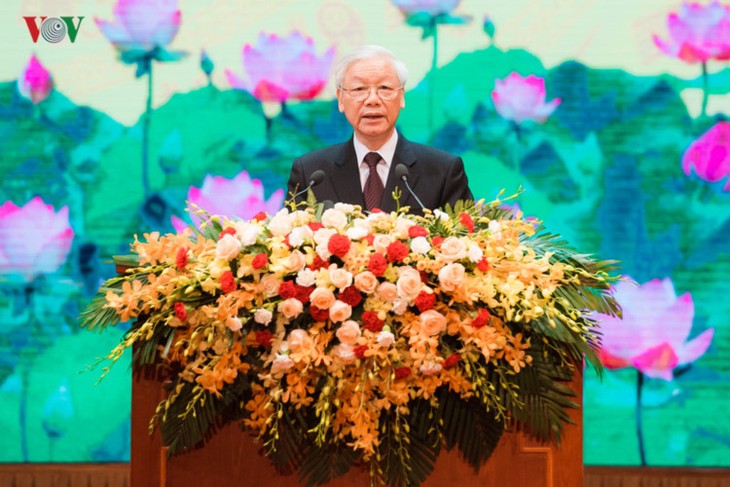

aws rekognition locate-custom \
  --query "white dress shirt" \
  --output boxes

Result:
[353,131,398,191]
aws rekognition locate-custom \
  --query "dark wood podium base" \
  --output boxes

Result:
[131,367,583,487]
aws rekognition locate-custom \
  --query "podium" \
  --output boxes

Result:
[130,364,583,487]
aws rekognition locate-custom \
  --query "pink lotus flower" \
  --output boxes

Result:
[597,278,714,381]
[17,55,53,104]
[653,1,730,63]
[391,0,460,16]
[225,32,335,103]
[172,170,285,232]
[95,0,181,52]
[0,197,74,281]
[682,121,730,190]
[491,72,561,124]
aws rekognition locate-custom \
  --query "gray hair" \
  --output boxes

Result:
[333,45,409,88]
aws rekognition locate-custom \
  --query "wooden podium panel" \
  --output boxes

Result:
[131,366,583,487]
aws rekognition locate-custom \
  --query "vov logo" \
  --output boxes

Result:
[22,16,84,43]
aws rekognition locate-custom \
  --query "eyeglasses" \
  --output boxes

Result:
[340,84,403,101]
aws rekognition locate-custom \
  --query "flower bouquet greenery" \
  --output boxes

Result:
[82,192,620,486]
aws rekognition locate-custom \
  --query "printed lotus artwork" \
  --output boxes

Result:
[595,277,714,465]
[682,121,730,190]
[391,0,461,16]
[491,72,561,125]
[226,31,335,103]
[95,0,181,53]
[653,1,730,64]
[17,55,53,104]
[83,197,619,486]
[0,197,74,282]
[597,278,714,381]
[171,170,285,232]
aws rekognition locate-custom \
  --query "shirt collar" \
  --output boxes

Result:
[353,130,399,166]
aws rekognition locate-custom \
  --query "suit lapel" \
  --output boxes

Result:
[331,140,365,208]
[381,135,418,212]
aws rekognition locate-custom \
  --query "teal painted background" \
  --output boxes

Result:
[0,0,728,467]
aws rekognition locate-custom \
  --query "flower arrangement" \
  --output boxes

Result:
[82,194,620,486]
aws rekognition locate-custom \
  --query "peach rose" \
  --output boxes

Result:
[420,309,447,336]
[419,361,443,375]
[283,249,307,273]
[439,236,467,262]
[334,343,356,364]
[254,308,273,325]
[278,298,303,319]
[287,329,314,354]
[376,282,398,302]
[216,234,241,260]
[372,234,393,254]
[226,316,243,332]
[271,353,294,374]
[329,300,352,322]
[393,216,415,239]
[354,271,378,294]
[328,265,353,290]
[268,210,293,236]
[310,287,336,309]
[336,320,361,345]
[438,263,465,292]
[376,330,395,348]
[260,274,282,297]
[396,267,422,300]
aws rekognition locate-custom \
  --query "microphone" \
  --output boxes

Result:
[395,164,425,210]
[291,170,326,201]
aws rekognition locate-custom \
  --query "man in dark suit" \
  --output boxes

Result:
[288,45,472,213]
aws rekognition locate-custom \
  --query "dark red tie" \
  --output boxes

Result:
[363,152,384,211]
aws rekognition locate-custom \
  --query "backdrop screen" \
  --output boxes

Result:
[0,0,728,467]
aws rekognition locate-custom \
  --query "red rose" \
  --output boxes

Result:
[174,301,187,321]
[472,308,491,329]
[338,286,362,307]
[361,311,384,333]
[419,271,429,283]
[310,255,329,271]
[354,345,369,359]
[175,247,188,270]
[459,213,475,233]
[256,330,273,347]
[443,353,461,369]
[220,270,236,294]
[218,227,236,240]
[308,222,324,232]
[328,234,351,258]
[367,253,388,276]
[294,285,313,304]
[477,258,490,272]
[432,236,444,248]
[414,291,436,312]
[252,253,268,270]
[386,241,409,263]
[408,225,429,238]
[310,305,329,322]
[253,211,267,221]
[395,367,411,380]
[278,281,296,299]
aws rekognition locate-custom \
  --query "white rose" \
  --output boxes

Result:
[254,308,273,325]
[268,209,292,236]
[234,221,263,246]
[467,243,483,263]
[315,241,332,260]
[288,225,313,247]
[488,220,502,239]
[393,217,415,239]
[419,361,443,376]
[376,330,395,348]
[288,210,312,227]
[433,209,449,222]
[334,344,356,364]
[321,209,348,229]
[296,268,316,287]
[216,234,241,261]
[313,227,337,245]
[334,202,356,214]
[226,316,243,332]
[345,225,369,240]
[410,236,431,255]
